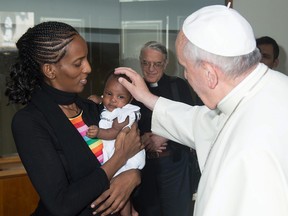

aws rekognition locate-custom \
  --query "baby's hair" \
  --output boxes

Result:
[105,70,132,84]
[103,70,132,100]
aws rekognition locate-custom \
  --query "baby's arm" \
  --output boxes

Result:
[86,125,117,140]
[87,118,129,140]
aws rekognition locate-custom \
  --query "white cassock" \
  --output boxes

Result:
[151,63,288,216]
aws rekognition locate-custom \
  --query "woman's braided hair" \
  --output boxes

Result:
[5,21,78,105]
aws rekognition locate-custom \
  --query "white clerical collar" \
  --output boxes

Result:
[217,63,269,115]
[150,82,158,87]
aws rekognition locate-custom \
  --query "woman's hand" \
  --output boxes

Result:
[101,123,144,180]
[111,117,129,133]
[114,123,143,161]
[91,169,141,216]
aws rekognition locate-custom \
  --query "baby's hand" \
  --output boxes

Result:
[87,125,99,138]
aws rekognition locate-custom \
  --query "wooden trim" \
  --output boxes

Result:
[0,174,39,215]
[0,155,21,164]
[0,155,39,215]
[0,155,26,178]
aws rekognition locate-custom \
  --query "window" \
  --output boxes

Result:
[0,0,229,156]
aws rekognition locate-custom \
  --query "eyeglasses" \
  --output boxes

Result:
[141,60,165,69]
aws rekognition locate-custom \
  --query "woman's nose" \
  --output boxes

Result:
[83,60,92,74]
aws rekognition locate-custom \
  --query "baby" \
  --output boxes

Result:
[87,72,145,216]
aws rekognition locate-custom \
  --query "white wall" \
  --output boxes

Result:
[234,0,288,75]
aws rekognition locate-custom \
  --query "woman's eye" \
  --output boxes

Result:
[74,61,82,67]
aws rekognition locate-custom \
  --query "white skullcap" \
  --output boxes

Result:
[182,5,256,57]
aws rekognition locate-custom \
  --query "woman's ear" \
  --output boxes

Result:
[42,63,56,80]
[202,62,218,89]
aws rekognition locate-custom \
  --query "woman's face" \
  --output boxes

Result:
[50,35,91,93]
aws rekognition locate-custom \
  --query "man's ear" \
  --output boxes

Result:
[42,63,56,80]
[273,58,279,68]
[163,60,169,70]
[202,62,218,89]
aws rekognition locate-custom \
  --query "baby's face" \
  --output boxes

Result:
[102,78,132,112]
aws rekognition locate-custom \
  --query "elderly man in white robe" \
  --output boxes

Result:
[113,4,288,216]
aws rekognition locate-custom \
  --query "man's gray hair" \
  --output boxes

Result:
[183,41,261,78]
[139,41,168,62]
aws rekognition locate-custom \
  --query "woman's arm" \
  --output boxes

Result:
[91,123,143,215]
[13,109,143,215]
[12,108,110,215]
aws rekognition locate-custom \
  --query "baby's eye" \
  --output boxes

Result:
[104,91,112,96]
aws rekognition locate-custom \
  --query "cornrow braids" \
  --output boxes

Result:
[5,21,79,105]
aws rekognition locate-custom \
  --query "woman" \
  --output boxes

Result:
[5,21,143,216]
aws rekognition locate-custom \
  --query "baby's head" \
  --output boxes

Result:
[102,72,133,112]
